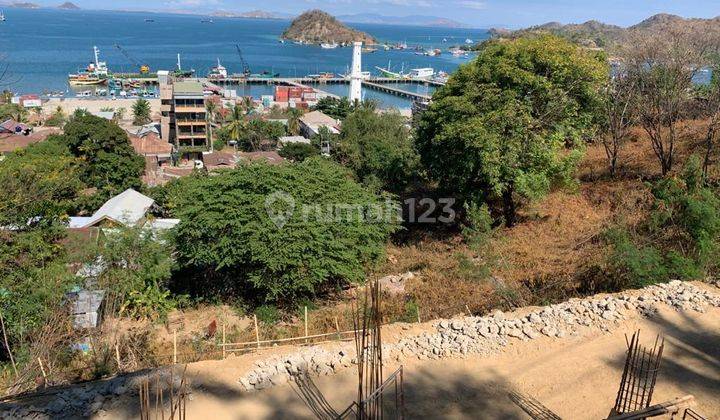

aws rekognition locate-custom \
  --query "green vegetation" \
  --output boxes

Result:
[312,97,354,120]
[335,106,419,193]
[416,35,607,226]
[278,142,318,162]
[165,158,398,304]
[131,98,151,125]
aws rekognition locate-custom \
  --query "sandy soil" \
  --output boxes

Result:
[42,98,161,122]
[101,292,720,419]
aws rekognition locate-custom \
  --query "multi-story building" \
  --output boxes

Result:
[159,73,208,155]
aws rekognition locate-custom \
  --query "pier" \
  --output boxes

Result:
[361,81,432,101]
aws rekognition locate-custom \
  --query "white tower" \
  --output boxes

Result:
[349,41,363,103]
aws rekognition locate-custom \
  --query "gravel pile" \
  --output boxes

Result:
[236,281,720,392]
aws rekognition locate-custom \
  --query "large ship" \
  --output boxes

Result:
[208,58,228,80]
[68,46,109,86]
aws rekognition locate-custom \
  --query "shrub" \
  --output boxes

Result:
[255,305,280,324]
[279,142,318,162]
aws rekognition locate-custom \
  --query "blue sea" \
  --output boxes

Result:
[0,8,489,107]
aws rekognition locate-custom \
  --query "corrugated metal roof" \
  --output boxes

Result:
[81,188,155,228]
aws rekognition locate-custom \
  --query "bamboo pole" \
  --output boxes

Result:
[334,316,341,339]
[304,306,308,343]
[0,313,18,379]
[417,307,421,323]
[465,305,472,316]
[37,357,48,386]
[222,324,226,359]
[253,315,260,349]
[115,343,121,370]
[173,329,177,364]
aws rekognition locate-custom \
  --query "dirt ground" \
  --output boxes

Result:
[101,292,720,419]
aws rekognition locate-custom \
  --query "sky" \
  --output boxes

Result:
[28,0,720,28]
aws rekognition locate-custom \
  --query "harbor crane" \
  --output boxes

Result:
[114,44,150,74]
[235,45,251,77]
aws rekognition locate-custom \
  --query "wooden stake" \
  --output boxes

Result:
[465,305,472,316]
[173,329,177,364]
[37,357,47,386]
[253,315,260,349]
[304,306,308,343]
[115,342,121,370]
[334,316,340,339]
[417,307,421,324]
[222,324,226,359]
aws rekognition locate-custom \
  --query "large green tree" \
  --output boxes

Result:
[166,158,398,303]
[56,113,145,204]
[335,107,419,193]
[416,35,607,226]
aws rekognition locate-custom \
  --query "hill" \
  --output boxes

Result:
[281,9,376,45]
[57,2,80,9]
[5,1,39,8]
[210,9,291,19]
[491,13,720,51]
[338,13,469,28]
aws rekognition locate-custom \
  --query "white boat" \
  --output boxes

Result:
[68,46,110,85]
[0,11,5,22]
[465,38,474,44]
[208,58,228,80]
[409,68,434,79]
[320,42,338,49]
[76,90,93,97]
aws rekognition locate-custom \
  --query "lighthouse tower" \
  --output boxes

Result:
[349,41,363,103]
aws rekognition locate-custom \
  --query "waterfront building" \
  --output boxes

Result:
[159,73,208,156]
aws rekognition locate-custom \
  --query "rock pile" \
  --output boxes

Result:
[237,281,720,391]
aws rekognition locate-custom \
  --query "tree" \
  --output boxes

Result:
[335,107,419,193]
[625,25,716,175]
[312,96,354,120]
[44,106,66,127]
[416,35,607,226]
[226,103,248,147]
[287,107,303,136]
[601,71,637,177]
[131,98,151,125]
[166,158,399,303]
[56,113,145,202]
[279,142,318,162]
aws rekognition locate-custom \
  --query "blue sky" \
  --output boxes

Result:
[32,0,720,28]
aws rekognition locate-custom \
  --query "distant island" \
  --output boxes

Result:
[282,9,376,46]
[57,1,80,9]
[338,13,469,28]
[490,13,720,51]
[211,9,290,19]
[4,1,40,8]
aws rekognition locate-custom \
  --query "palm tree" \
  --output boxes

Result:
[240,96,254,115]
[226,103,247,149]
[132,98,151,125]
[287,107,303,136]
[205,100,217,152]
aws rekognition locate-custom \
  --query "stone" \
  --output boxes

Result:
[507,328,522,338]
[541,326,557,337]
[522,326,540,339]
[602,310,616,321]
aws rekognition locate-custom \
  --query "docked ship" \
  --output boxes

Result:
[68,46,109,86]
[208,58,228,80]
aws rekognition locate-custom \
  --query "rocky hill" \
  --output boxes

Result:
[281,10,376,45]
[491,13,720,51]
[57,2,80,9]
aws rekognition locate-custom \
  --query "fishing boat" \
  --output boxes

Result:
[68,46,110,85]
[465,38,474,44]
[320,42,338,49]
[145,18,155,22]
[172,53,195,78]
[362,47,377,53]
[201,18,214,23]
[208,58,228,80]
[375,66,404,79]
[76,90,93,97]
[0,11,5,22]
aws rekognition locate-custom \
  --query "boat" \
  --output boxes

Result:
[172,53,195,78]
[76,90,93,97]
[465,38,474,44]
[208,58,228,80]
[201,18,214,23]
[250,70,280,79]
[375,66,404,79]
[68,46,110,85]
[362,47,377,53]
[145,18,155,22]
[320,42,338,49]
[409,68,434,79]
[0,11,5,22]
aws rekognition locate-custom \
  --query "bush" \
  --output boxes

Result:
[168,158,399,304]
[278,142,318,162]
[255,305,280,324]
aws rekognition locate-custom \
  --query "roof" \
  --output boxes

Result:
[279,136,311,145]
[299,111,339,127]
[130,133,173,156]
[81,188,155,228]
[92,111,115,120]
[0,128,59,153]
[203,151,238,168]
[146,218,180,231]
[174,81,204,96]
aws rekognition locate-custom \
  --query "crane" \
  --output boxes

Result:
[235,45,251,77]
[114,44,150,74]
